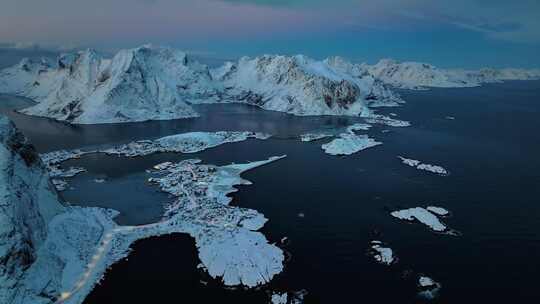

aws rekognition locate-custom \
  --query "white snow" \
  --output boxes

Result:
[322,133,381,156]
[426,206,450,216]
[390,207,448,232]
[102,131,271,157]
[300,132,334,142]
[2,46,212,123]
[369,241,396,265]
[145,155,287,287]
[419,276,437,287]
[2,48,539,124]
[366,58,540,90]
[269,290,307,304]
[418,276,441,299]
[0,47,406,124]
[40,149,90,191]
[366,114,411,127]
[271,292,288,304]
[398,156,448,175]
[215,54,392,117]
[1,116,287,303]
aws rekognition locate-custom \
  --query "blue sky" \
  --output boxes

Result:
[1,0,539,68]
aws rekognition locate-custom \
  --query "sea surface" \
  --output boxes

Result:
[1,81,539,303]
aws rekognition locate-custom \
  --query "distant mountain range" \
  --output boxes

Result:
[1,45,539,124]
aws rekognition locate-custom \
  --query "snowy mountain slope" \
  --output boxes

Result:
[2,46,540,123]
[0,58,62,102]
[325,56,404,107]
[2,45,219,124]
[213,54,390,116]
[366,58,540,90]
[0,115,65,303]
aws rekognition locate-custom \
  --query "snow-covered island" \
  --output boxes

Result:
[101,131,271,157]
[390,206,452,233]
[398,156,448,175]
[322,133,381,156]
[145,156,287,287]
[38,130,272,191]
[300,132,334,142]
[368,240,396,266]
[321,123,381,156]
[0,115,287,303]
[418,276,442,299]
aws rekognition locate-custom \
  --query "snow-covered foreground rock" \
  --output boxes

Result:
[0,115,64,302]
[102,131,270,157]
[398,156,448,175]
[390,207,451,233]
[366,58,540,90]
[1,117,288,303]
[368,241,396,265]
[0,115,122,304]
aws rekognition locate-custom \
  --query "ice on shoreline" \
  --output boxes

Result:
[398,156,448,175]
[390,207,449,232]
[40,149,89,191]
[368,240,396,265]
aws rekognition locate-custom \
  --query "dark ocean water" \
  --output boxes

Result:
[1,81,539,303]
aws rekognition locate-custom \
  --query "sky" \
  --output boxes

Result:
[1,0,539,68]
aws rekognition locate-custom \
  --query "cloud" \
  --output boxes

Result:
[398,0,540,43]
[0,0,539,46]
[0,42,82,52]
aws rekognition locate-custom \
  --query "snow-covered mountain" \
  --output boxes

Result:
[0,57,59,101]
[2,45,539,124]
[213,54,401,116]
[365,58,540,90]
[0,115,64,302]
[1,45,218,124]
